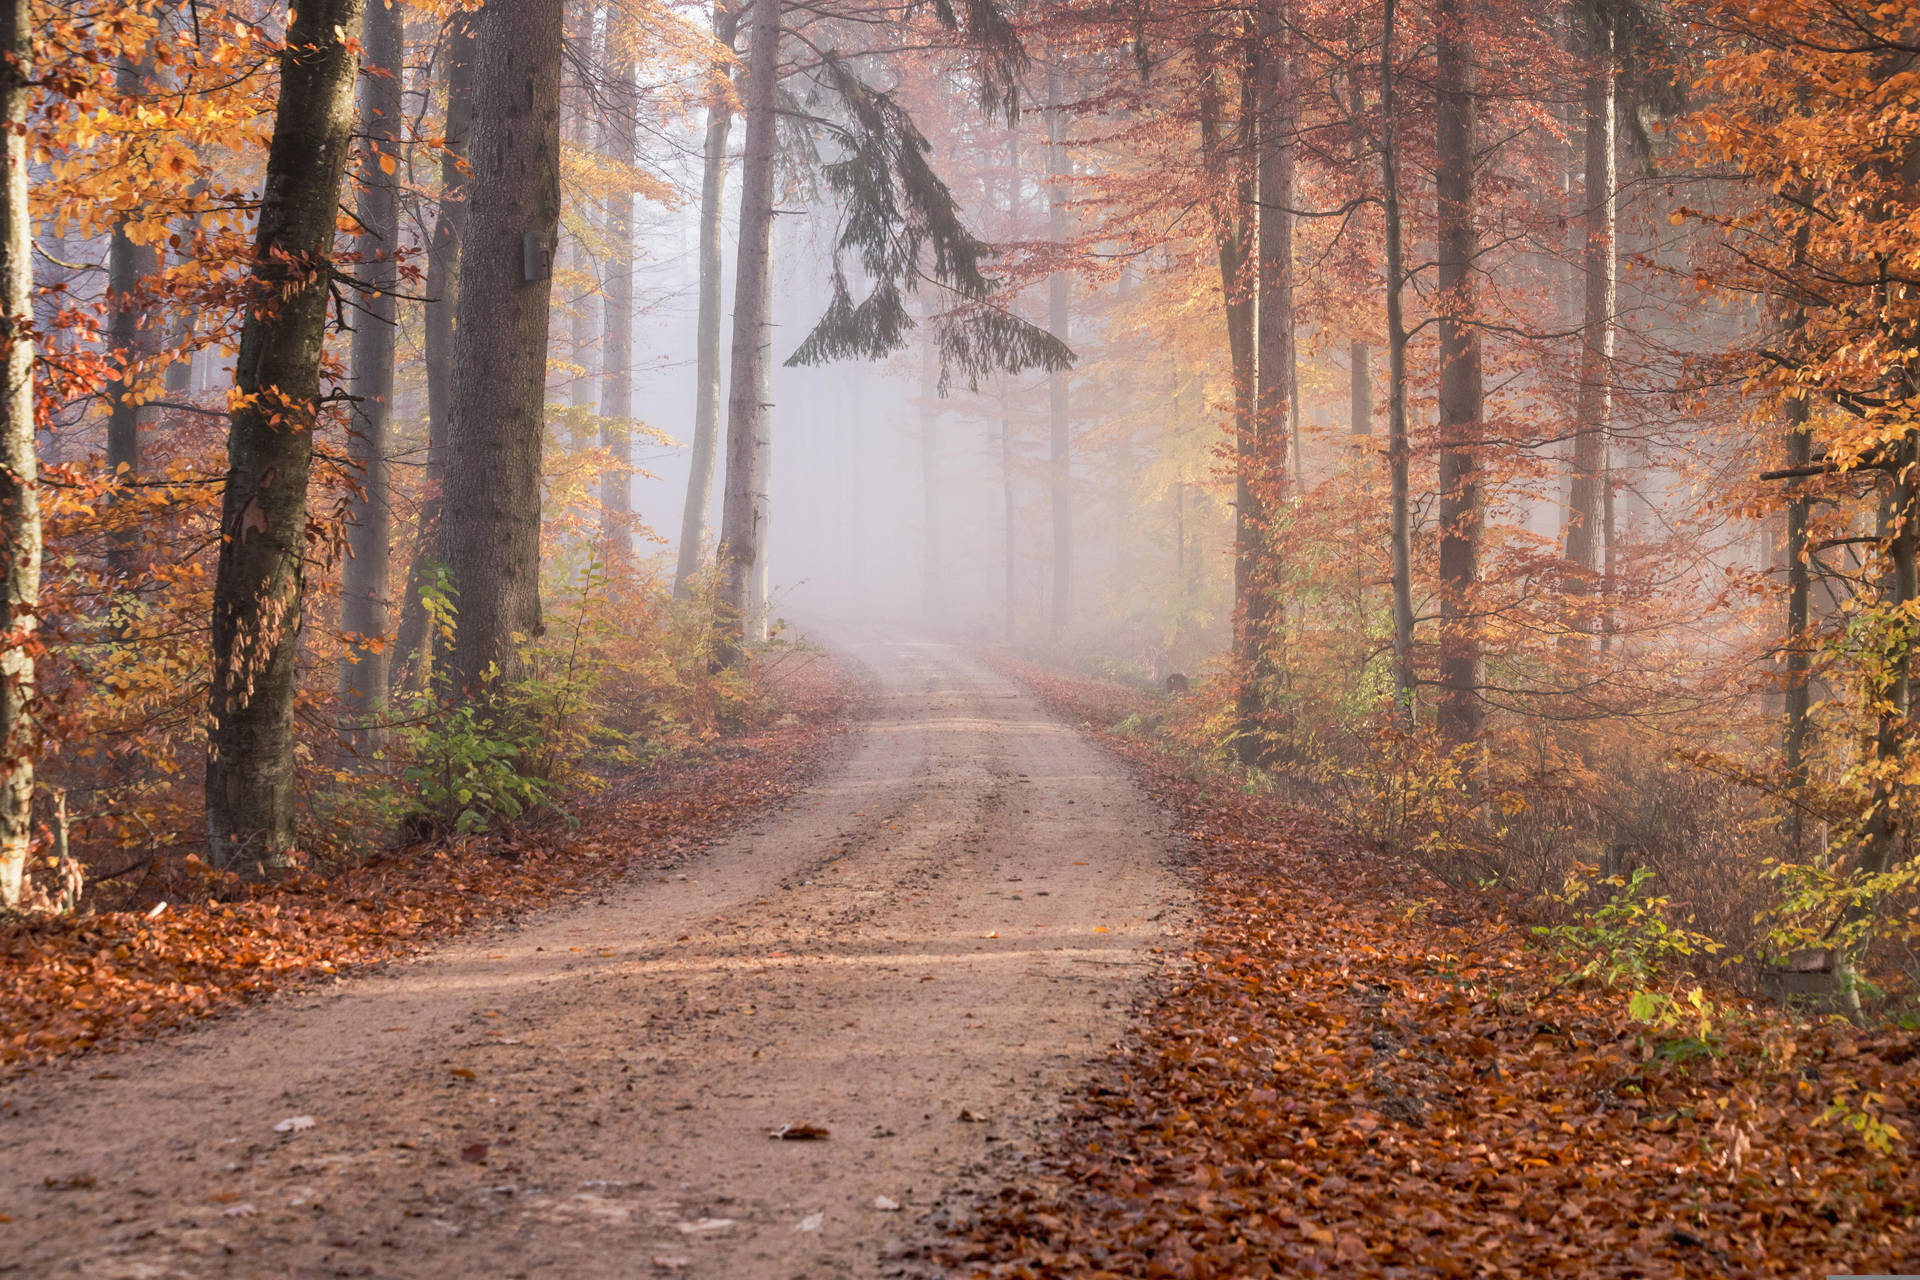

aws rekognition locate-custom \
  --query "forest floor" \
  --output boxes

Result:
[0,631,1181,1279]
[942,661,1920,1279]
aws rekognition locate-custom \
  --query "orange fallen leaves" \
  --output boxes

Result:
[951,662,1920,1279]
[0,657,855,1081]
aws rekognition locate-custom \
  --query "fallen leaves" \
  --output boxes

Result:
[271,1114,314,1133]
[947,661,1920,1279]
[0,660,856,1080]
[769,1122,831,1140]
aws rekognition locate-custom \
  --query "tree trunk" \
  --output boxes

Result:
[106,55,161,587]
[390,10,473,692]
[714,0,779,662]
[1202,31,1257,704]
[1783,383,1811,846]
[600,57,637,559]
[340,0,402,750]
[1046,64,1072,643]
[673,2,739,599]
[1236,0,1294,767]
[1563,14,1615,630]
[439,0,565,697]
[1381,0,1416,721]
[1434,0,1483,744]
[206,0,367,871]
[748,348,771,640]
[920,328,941,623]
[0,0,41,908]
[999,377,1016,643]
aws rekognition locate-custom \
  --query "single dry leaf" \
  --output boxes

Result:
[769,1122,830,1140]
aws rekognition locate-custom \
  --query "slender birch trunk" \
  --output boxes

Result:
[673,2,739,598]
[714,0,779,662]
[206,0,367,870]
[340,0,403,748]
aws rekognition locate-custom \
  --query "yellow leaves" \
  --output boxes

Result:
[377,150,397,177]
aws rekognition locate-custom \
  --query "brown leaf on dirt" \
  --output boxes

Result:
[459,1142,488,1164]
[769,1122,831,1140]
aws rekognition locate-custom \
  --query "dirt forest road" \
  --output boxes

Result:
[0,633,1182,1279]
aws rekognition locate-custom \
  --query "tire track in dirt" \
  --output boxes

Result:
[0,630,1182,1279]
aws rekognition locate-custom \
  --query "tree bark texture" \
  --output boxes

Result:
[673,2,738,598]
[391,9,473,692]
[715,0,779,662]
[1380,0,1416,720]
[0,0,41,907]
[1564,15,1616,623]
[1236,0,1294,767]
[341,0,403,748]
[106,55,161,587]
[439,0,565,697]
[1434,0,1484,744]
[1046,63,1071,641]
[206,0,367,870]
[600,58,638,558]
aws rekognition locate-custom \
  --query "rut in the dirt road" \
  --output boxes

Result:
[1,635,1182,1280]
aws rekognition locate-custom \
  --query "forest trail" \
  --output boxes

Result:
[0,633,1181,1279]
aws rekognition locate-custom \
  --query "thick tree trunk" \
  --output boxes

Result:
[340,0,403,749]
[672,2,738,599]
[390,10,473,693]
[1381,0,1416,721]
[1236,0,1294,767]
[0,0,41,908]
[439,0,565,697]
[714,0,779,662]
[206,0,367,870]
[1563,16,1616,628]
[600,58,637,559]
[1046,64,1071,642]
[1434,0,1483,744]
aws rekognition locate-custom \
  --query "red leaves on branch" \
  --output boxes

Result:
[950,662,1920,1279]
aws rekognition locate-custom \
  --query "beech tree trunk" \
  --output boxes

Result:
[1381,0,1416,720]
[1236,0,1295,766]
[340,0,403,749]
[439,0,565,697]
[206,0,367,870]
[1434,0,1484,745]
[920,328,941,623]
[1202,32,1257,695]
[390,10,473,692]
[106,56,160,588]
[600,58,637,559]
[1564,14,1616,629]
[1046,63,1071,642]
[715,0,779,662]
[672,2,738,599]
[0,0,41,908]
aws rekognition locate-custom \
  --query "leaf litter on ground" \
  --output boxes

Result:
[944,659,1920,1279]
